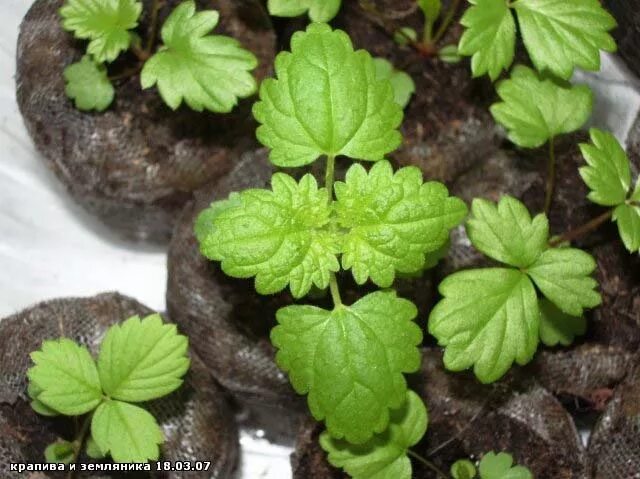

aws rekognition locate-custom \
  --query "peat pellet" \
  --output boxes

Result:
[16,0,275,243]
[0,292,238,478]
[291,348,588,478]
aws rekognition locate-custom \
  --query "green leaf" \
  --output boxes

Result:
[253,23,402,167]
[267,0,341,22]
[197,173,340,298]
[451,459,478,479]
[527,248,601,317]
[28,382,60,417]
[319,390,427,479]
[458,0,515,80]
[59,0,142,63]
[335,161,467,287]
[631,181,640,202]
[479,451,532,479]
[466,196,548,268]
[428,268,539,383]
[271,291,422,443]
[44,440,75,464]
[141,1,258,113]
[194,193,242,245]
[28,339,102,416]
[86,436,106,459]
[513,0,617,80]
[63,56,114,112]
[91,400,163,463]
[490,65,593,148]
[439,44,462,64]
[418,0,442,22]
[394,27,418,46]
[579,129,632,206]
[538,299,586,347]
[373,58,415,109]
[613,203,640,253]
[97,314,189,402]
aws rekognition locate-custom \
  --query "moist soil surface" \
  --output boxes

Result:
[16,0,276,243]
[0,293,238,478]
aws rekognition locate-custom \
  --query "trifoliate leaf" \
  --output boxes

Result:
[466,196,548,268]
[428,268,539,383]
[490,66,593,148]
[198,173,340,298]
[271,291,422,443]
[539,299,586,347]
[28,339,102,416]
[91,400,163,463]
[44,440,75,464]
[141,1,258,113]
[253,23,402,167]
[59,0,142,63]
[513,0,616,80]
[458,0,515,80]
[85,436,106,460]
[579,129,632,206]
[373,58,415,109]
[97,314,189,402]
[478,451,532,479]
[63,56,115,112]
[319,391,427,479]
[527,248,601,316]
[28,382,60,417]
[451,459,477,479]
[335,161,467,287]
[613,203,640,253]
[267,0,341,22]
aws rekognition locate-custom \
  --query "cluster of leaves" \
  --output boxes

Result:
[28,314,190,464]
[59,0,257,112]
[196,23,466,477]
[451,452,532,479]
[267,0,341,22]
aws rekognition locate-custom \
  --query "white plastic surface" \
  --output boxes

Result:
[1,0,639,475]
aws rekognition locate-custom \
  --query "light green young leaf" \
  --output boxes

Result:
[451,459,477,479]
[44,440,75,464]
[490,66,593,148]
[479,451,532,479]
[418,0,442,22]
[394,27,418,46]
[428,268,539,384]
[579,129,631,206]
[91,400,163,463]
[198,173,340,298]
[320,391,428,479]
[28,382,60,417]
[85,436,106,459]
[631,181,640,202]
[97,314,189,402]
[59,0,142,63]
[271,291,422,444]
[373,58,415,109]
[466,196,548,268]
[253,23,402,167]
[458,0,515,80]
[528,248,601,316]
[613,203,640,253]
[335,161,467,288]
[28,338,102,416]
[63,56,115,112]
[267,0,341,22]
[439,44,462,64]
[539,299,586,347]
[513,0,617,80]
[141,1,257,113]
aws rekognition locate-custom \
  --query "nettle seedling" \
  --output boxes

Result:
[450,452,532,479]
[59,0,257,112]
[28,314,190,465]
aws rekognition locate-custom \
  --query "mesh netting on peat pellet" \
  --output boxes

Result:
[15,0,275,243]
[0,293,238,478]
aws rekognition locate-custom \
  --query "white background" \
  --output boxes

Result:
[1,0,639,476]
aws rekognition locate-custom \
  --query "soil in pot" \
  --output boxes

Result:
[0,292,238,478]
[16,0,276,243]
[290,348,588,478]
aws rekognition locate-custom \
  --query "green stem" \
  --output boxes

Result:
[67,414,92,479]
[544,137,556,214]
[325,155,336,205]
[432,0,462,44]
[549,209,613,246]
[329,274,343,306]
[407,450,449,479]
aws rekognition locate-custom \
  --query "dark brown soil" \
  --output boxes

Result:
[16,0,275,243]
[0,293,238,478]
[604,0,640,80]
[291,348,588,478]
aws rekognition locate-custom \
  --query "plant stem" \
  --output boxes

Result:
[145,0,164,54]
[432,0,462,44]
[67,414,92,479]
[549,209,613,247]
[325,155,336,205]
[329,274,343,306]
[407,450,449,479]
[109,64,143,82]
[130,43,150,62]
[544,137,556,214]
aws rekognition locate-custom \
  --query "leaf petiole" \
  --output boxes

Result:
[544,136,556,213]
[67,413,92,479]
[431,0,461,44]
[407,449,449,479]
[549,209,613,246]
